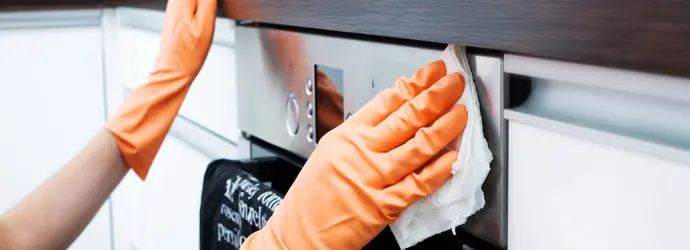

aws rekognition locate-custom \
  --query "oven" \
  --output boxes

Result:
[231,24,507,249]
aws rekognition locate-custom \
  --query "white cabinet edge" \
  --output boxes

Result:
[0,7,234,47]
[504,54,690,104]
[117,7,235,48]
[124,85,240,155]
[505,109,690,166]
[101,8,124,119]
[507,122,690,250]
[504,54,690,167]
[0,9,102,29]
[169,114,241,160]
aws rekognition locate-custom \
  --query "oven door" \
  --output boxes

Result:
[235,24,506,249]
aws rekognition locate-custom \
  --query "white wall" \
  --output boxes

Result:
[0,14,112,249]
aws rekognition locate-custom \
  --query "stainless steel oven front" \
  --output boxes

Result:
[236,24,506,249]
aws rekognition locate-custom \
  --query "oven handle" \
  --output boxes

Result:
[504,54,690,165]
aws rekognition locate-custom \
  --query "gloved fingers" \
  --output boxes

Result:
[348,60,447,127]
[382,151,457,212]
[382,104,468,184]
[369,72,464,151]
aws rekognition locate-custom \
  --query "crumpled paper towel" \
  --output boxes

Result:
[389,44,493,248]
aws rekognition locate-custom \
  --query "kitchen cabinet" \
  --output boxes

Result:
[505,54,690,250]
[1,2,688,250]
[0,22,111,249]
[111,135,221,250]
[118,7,240,142]
[0,8,240,250]
[508,122,690,250]
[111,8,241,250]
[110,113,241,250]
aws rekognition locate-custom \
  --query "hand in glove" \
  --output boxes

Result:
[105,0,216,179]
[241,60,468,249]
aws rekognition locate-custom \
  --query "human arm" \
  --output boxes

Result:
[0,0,216,248]
[0,129,127,250]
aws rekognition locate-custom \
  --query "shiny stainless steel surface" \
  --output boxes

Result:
[504,54,690,166]
[463,51,506,248]
[236,25,505,247]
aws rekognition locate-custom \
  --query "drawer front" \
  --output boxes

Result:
[508,122,690,250]
[118,8,240,142]
[504,55,690,250]
[178,43,240,142]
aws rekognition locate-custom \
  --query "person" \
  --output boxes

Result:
[0,0,468,249]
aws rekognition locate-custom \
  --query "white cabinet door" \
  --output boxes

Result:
[180,43,240,142]
[111,135,232,250]
[508,122,690,250]
[118,10,240,143]
[140,136,212,250]
[0,26,111,249]
[112,10,240,250]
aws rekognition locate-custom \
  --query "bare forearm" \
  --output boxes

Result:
[0,0,217,247]
[0,129,129,250]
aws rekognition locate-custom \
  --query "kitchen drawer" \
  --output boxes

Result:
[118,27,159,90]
[111,134,218,250]
[111,106,240,250]
[117,8,240,142]
[0,12,111,249]
[508,122,690,250]
[504,55,690,250]
[178,44,239,142]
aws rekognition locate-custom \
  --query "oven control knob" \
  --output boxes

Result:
[306,124,314,142]
[306,77,314,95]
[307,101,314,118]
[285,95,299,135]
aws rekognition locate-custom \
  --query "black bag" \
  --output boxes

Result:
[200,159,285,250]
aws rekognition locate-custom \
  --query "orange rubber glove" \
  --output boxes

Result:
[104,0,216,180]
[240,60,469,249]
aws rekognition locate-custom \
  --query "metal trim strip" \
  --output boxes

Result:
[505,54,690,164]
[0,9,102,29]
[505,54,690,104]
[122,88,239,160]
[505,109,690,166]
[169,114,239,160]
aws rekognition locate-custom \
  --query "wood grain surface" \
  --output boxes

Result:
[4,0,688,78]
[222,0,690,78]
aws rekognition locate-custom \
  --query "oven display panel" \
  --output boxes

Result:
[314,64,345,143]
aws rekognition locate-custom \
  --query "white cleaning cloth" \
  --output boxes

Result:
[390,44,493,248]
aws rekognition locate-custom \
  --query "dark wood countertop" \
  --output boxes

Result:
[3,0,689,78]
[221,0,690,79]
